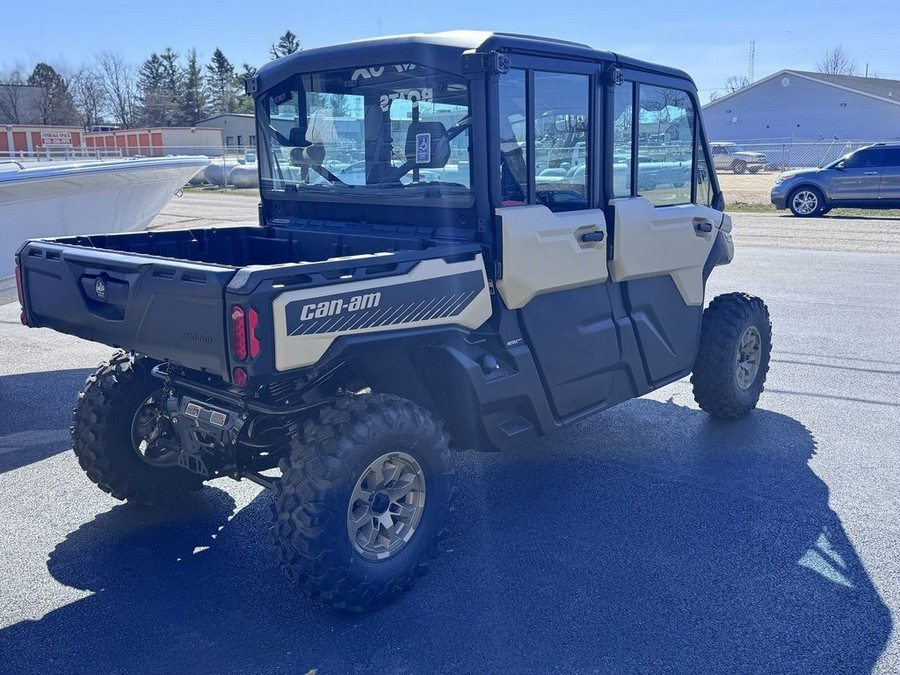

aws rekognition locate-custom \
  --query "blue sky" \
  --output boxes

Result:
[2,0,897,100]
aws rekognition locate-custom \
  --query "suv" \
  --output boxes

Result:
[13,32,771,611]
[771,142,900,216]
[710,142,767,174]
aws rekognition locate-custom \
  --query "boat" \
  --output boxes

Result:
[0,155,210,281]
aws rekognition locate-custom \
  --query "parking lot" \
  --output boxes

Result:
[1,196,898,673]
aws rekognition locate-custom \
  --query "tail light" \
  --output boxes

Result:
[15,265,24,306]
[230,306,247,361]
[248,309,260,358]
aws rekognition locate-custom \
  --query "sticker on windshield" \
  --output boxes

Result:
[416,134,431,164]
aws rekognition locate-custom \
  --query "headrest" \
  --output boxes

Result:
[404,121,450,169]
[306,108,336,144]
[288,127,306,146]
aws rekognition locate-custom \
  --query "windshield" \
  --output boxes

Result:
[259,63,472,205]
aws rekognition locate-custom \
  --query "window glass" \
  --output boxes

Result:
[261,63,471,204]
[695,136,714,207]
[498,69,528,204]
[883,148,900,167]
[533,72,589,212]
[844,148,885,168]
[613,82,634,197]
[637,85,694,206]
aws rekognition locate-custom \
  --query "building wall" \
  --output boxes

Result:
[1,125,84,158]
[195,115,256,147]
[84,127,222,156]
[703,74,900,141]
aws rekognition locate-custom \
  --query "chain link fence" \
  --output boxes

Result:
[714,138,891,205]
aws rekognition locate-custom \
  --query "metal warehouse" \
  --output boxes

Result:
[703,70,900,142]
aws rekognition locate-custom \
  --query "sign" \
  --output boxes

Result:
[41,132,72,146]
[415,133,431,164]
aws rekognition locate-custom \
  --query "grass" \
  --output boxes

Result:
[727,202,900,218]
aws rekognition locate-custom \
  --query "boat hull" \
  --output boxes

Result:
[1,156,209,279]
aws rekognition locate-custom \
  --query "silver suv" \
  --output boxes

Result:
[771,143,900,217]
[710,142,766,174]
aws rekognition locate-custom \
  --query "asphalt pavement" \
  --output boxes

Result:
[1,211,898,674]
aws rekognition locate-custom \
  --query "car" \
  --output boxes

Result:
[771,142,900,216]
[14,31,770,612]
[710,142,766,174]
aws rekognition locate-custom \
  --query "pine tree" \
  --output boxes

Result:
[205,48,238,115]
[270,30,300,60]
[136,53,168,126]
[176,48,206,124]
[233,63,257,115]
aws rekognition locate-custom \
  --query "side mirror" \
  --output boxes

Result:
[712,190,725,212]
[835,161,845,171]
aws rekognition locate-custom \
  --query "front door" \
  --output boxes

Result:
[877,147,900,201]
[830,147,884,202]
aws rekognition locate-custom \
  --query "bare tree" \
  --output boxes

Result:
[816,45,858,76]
[70,67,109,129]
[0,71,26,123]
[98,52,137,128]
[725,74,750,93]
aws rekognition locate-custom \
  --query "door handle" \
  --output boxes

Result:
[581,231,605,243]
[694,220,713,233]
[864,171,879,175]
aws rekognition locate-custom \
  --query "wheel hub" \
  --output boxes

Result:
[347,451,426,561]
[735,325,762,390]
[131,392,181,468]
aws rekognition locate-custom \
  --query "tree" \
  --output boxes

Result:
[0,71,27,124]
[725,74,750,93]
[136,53,168,126]
[205,48,239,115]
[70,67,109,129]
[98,52,137,128]
[27,63,80,125]
[816,45,858,76]
[233,63,257,115]
[271,30,300,59]
[175,48,206,125]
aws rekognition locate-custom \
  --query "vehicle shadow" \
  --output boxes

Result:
[1,400,890,674]
[0,368,93,474]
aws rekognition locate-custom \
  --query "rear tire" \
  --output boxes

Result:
[72,351,203,505]
[732,159,747,174]
[691,294,772,419]
[272,394,454,611]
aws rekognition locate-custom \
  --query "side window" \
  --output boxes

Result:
[844,148,885,169]
[883,148,900,167]
[695,135,714,207]
[637,85,694,206]
[499,69,528,204]
[533,72,590,211]
[613,82,634,197]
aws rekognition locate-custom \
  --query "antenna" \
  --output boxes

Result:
[748,40,756,82]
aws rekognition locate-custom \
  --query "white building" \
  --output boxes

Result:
[703,70,900,142]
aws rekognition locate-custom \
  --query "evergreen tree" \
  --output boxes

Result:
[176,48,206,124]
[233,63,257,115]
[26,63,80,125]
[205,48,238,115]
[270,30,300,60]
[136,53,168,126]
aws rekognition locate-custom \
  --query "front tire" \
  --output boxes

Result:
[691,293,772,419]
[72,351,203,505]
[272,394,454,611]
[732,159,747,174]
[789,186,825,217]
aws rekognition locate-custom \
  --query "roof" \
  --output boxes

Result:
[254,30,693,91]
[194,113,255,124]
[704,69,900,109]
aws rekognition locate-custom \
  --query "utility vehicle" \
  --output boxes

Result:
[14,31,771,611]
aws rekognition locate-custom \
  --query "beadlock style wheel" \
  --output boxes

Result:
[347,451,427,561]
[131,392,181,468]
[735,326,762,390]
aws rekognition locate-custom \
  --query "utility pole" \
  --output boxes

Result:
[749,40,756,82]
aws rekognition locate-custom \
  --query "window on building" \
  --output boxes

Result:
[249,135,257,146]
[237,135,243,146]
[225,136,235,146]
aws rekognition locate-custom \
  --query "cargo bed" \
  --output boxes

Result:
[17,224,480,380]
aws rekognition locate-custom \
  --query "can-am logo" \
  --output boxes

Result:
[299,292,381,321]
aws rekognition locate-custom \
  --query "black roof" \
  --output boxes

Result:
[254,30,694,91]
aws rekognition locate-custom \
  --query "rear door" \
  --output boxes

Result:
[877,147,900,200]
[830,147,884,202]
[606,71,727,385]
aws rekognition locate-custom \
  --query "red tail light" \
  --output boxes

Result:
[232,367,248,387]
[15,265,24,306]
[231,306,247,361]
[248,309,260,358]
